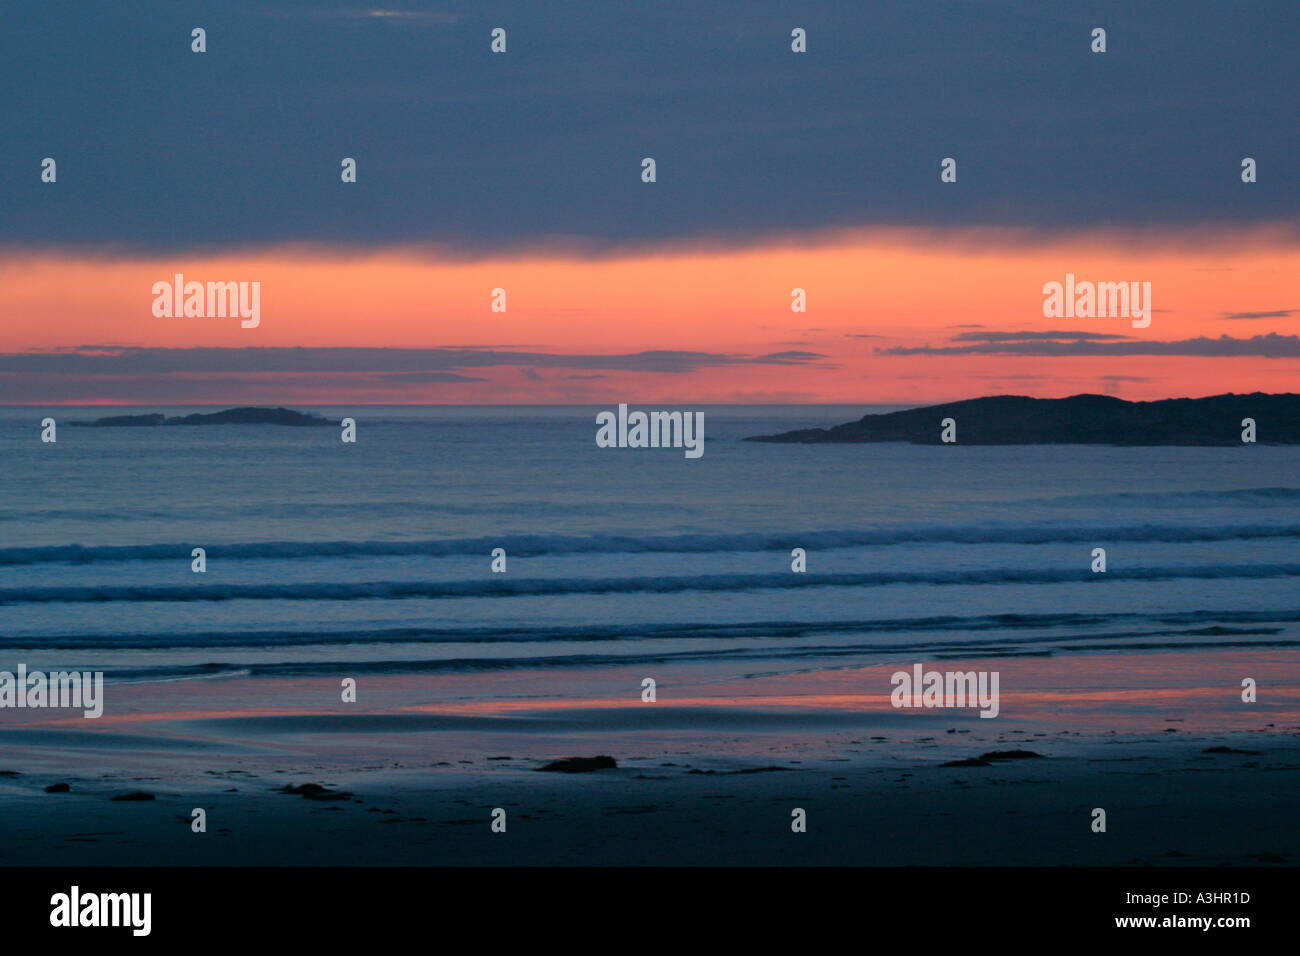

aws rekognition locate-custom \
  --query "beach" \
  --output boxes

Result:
[1,649,1296,866]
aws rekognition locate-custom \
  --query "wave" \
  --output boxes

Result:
[10,608,1297,650]
[1027,486,1300,507]
[2,563,1298,605]
[3,521,1299,567]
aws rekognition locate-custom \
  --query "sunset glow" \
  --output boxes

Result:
[5,226,1297,405]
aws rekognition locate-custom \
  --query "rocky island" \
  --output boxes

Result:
[74,407,336,427]
[747,393,1300,445]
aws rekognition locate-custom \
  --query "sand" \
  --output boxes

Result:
[1,650,1296,866]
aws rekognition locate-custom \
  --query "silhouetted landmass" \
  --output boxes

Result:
[747,393,1300,445]
[75,407,335,427]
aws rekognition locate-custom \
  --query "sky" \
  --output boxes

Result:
[3,1,1297,404]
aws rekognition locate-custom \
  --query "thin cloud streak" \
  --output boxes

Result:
[0,345,828,376]
[1219,309,1295,320]
[879,333,1300,357]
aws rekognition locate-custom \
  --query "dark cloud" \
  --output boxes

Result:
[755,350,828,363]
[949,330,1133,342]
[1219,309,1295,320]
[0,345,824,376]
[879,333,1300,357]
[0,344,825,402]
[370,371,486,383]
[3,0,1297,253]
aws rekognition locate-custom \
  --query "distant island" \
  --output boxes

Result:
[747,393,1300,445]
[74,407,336,427]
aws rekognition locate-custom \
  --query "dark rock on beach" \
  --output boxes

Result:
[725,765,795,775]
[45,783,71,793]
[110,791,155,801]
[939,750,1043,767]
[979,750,1045,761]
[747,392,1300,445]
[687,765,795,775]
[279,782,354,800]
[536,756,618,773]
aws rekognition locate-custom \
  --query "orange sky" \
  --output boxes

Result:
[3,226,1297,404]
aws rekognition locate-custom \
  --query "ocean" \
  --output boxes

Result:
[3,404,1297,692]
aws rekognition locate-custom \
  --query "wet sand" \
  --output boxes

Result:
[1,650,1297,866]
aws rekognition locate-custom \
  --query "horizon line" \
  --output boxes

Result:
[5,390,1296,409]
